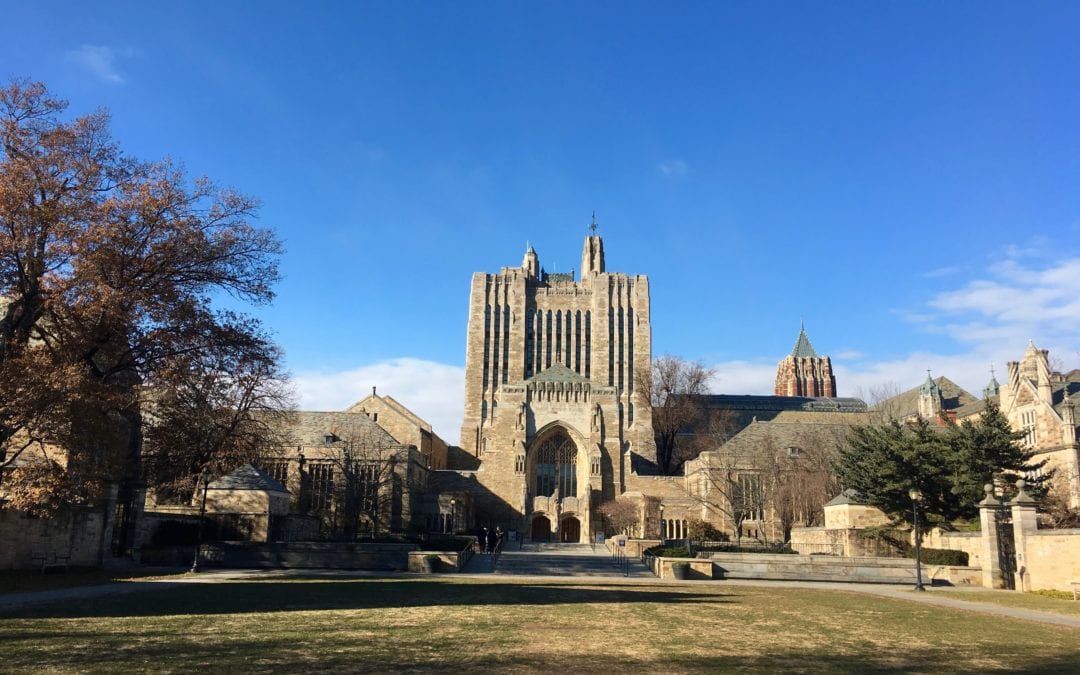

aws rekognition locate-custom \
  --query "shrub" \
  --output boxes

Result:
[646,545,690,558]
[151,520,200,546]
[916,548,969,566]
[1031,589,1074,600]
[687,519,726,542]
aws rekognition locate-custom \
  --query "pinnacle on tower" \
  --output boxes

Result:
[791,321,817,358]
[581,219,605,276]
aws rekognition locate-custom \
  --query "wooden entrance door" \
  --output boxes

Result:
[560,517,580,543]
[531,516,551,542]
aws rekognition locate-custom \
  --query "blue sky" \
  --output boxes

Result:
[5,2,1079,439]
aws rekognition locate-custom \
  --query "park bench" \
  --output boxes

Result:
[30,551,71,573]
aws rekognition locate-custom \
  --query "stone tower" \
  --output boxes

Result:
[458,231,653,542]
[774,324,837,397]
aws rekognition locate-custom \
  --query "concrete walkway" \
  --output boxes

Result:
[1,568,1077,629]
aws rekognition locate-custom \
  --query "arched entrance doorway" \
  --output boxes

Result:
[531,515,552,542]
[560,516,580,543]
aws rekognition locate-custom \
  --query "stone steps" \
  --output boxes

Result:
[490,549,653,578]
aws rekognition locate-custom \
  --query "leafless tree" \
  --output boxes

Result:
[314,422,415,540]
[686,422,846,543]
[640,355,714,475]
[597,498,641,537]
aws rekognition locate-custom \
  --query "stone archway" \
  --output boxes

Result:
[531,429,579,498]
[531,515,552,542]
[559,516,581,543]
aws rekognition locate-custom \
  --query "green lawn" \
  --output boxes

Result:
[2,577,1079,673]
[0,568,185,595]
[934,589,1080,617]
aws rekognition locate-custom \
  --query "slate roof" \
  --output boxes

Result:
[877,376,978,419]
[697,395,867,415]
[528,364,588,384]
[284,410,400,448]
[791,324,818,358]
[825,488,865,507]
[208,463,288,493]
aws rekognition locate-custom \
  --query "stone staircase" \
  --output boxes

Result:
[462,543,653,578]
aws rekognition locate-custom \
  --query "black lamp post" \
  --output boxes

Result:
[450,497,457,534]
[909,487,926,592]
[659,503,665,543]
[190,471,211,574]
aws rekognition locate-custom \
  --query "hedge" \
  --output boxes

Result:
[916,547,969,566]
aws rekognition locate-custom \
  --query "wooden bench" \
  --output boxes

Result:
[30,551,71,573]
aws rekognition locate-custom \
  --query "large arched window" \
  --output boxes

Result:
[535,432,577,498]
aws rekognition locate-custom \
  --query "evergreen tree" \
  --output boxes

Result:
[944,401,1048,508]
[835,406,1045,526]
[835,417,955,525]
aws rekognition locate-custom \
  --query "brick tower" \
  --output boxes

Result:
[774,323,837,397]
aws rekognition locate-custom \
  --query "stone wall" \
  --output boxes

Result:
[925,529,983,568]
[0,505,113,570]
[1017,529,1080,592]
[790,526,901,557]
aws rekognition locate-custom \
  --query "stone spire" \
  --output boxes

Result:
[581,215,605,277]
[918,370,943,420]
[522,242,540,280]
[791,321,817,358]
[983,364,1000,400]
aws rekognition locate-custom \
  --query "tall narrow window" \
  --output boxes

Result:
[491,302,500,387]
[585,311,591,379]
[574,310,582,373]
[502,305,510,383]
[534,432,578,498]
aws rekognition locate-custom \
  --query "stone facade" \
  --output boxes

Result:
[457,234,654,542]
[993,342,1080,508]
[346,387,449,470]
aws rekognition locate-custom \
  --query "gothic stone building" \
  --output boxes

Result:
[458,234,654,542]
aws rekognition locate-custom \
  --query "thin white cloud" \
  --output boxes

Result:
[65,45,135,84]
[926,257,1080,347]
[293,358,465,442]
[658,159,689,177]
[921,266,960,279]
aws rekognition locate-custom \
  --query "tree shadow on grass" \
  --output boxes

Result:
[1,632,1078,674]
[0,579,730,619]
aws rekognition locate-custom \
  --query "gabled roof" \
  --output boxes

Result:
[285,411,399,448]
[877,376,978,419]
[208,463,288,493]
[528,364,588,384]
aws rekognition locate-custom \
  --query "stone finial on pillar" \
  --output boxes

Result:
[1010,479,1039,591]
[978,484,1005,589]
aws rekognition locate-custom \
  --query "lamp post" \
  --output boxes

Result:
[450,497,457,534]
[659,503,665,544]
[908,487,925,592]
[189,471,211,574]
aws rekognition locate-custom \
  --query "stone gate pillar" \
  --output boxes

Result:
[978,484,1005,589]
[1009,479,1039,591]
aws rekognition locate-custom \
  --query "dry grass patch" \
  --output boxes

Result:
[932,589,1080,617]
[1,577,1078,673]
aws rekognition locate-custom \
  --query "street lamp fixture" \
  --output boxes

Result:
[450,497,457,534]
[659,503,665,542]
[908,487,926,592]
